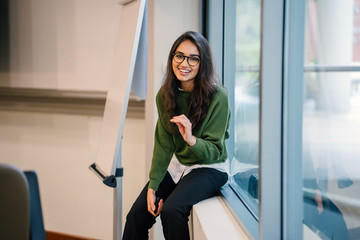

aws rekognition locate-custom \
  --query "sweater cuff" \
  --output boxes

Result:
[189,136,204,153]
[148,180,160,191]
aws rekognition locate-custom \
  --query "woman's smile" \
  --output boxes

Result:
[178,67,191,75]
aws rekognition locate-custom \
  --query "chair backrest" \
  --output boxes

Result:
[24,171,47,240]
[0,163,30,240]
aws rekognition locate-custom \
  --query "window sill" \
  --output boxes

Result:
[191,195,323,240]
[191,195,252,240]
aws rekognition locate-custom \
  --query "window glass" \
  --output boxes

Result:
[229,0,261,217]
[302,0,360,239]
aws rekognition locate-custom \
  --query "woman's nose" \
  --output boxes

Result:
[180,58,189,67]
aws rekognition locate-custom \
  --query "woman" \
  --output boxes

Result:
[123,31,231,240]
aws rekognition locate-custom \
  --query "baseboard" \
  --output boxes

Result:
[46,231,98,240]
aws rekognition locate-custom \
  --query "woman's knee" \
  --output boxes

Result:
[127,202,153,223]
[160,202,190,223]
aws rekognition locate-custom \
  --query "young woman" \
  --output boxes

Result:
[123,31,231,240]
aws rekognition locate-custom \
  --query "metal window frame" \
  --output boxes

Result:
[223,0,235,171]
[234,65,360,73]
[282,0,306,239]
[206,0,284,238]
[204,0,307,239]
[258,0,284,239]
[221,0,259,238]
[206,0,224,81]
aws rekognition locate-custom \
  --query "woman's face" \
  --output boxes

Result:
[172,40,200,92]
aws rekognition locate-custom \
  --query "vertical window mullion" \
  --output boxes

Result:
[258,0,284,239]
[282,0,306,239]
[207,0,224,81]
[223,0,235,163]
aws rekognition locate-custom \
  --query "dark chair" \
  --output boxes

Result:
[0,163,30,239]
[24,171,47,240]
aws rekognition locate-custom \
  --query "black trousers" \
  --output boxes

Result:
[122,168,228,240]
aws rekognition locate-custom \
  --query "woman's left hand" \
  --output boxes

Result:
[170,114,196,146]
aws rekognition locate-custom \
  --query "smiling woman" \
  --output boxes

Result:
[122,31,231,240]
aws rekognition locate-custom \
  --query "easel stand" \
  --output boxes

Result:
[89,0,147,239]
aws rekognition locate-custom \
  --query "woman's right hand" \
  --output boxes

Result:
[147,188,163,217]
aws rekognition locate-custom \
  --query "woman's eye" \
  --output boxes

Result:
[190,57,200,62]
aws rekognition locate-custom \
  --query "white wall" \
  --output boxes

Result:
[1,0,121,91]
[0,110,146,240]
[0,111,111,239]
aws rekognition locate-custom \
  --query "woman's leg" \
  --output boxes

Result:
[123,172,176,240]
[160,168,228,240]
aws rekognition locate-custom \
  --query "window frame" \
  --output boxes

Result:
[282,0,306,239]
[205,1,259,238]
[257,1,283,238]
[203,0,306,239]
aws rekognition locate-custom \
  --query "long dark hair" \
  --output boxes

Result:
[161,31,219,131]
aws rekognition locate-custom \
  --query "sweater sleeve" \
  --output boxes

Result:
[189,88,230,164]
[148,92,175,191]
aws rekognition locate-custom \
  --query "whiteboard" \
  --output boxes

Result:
[90,0,147,187]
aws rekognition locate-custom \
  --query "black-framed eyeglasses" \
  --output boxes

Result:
[173,53,200,67]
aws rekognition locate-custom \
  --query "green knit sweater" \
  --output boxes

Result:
[148,85,231,191]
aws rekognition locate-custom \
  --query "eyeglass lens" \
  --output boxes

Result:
[173,54,200,66]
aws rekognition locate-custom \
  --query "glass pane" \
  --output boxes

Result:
[303,0,360,239]
[229,0,261,217]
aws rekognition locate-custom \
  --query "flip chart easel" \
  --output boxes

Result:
[89,0,147,239]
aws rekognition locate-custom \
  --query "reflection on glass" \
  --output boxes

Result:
[302,0,360,239]
[229,0,261,217]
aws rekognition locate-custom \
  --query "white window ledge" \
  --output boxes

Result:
[191,196,251,240]
[191,196,322,240]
